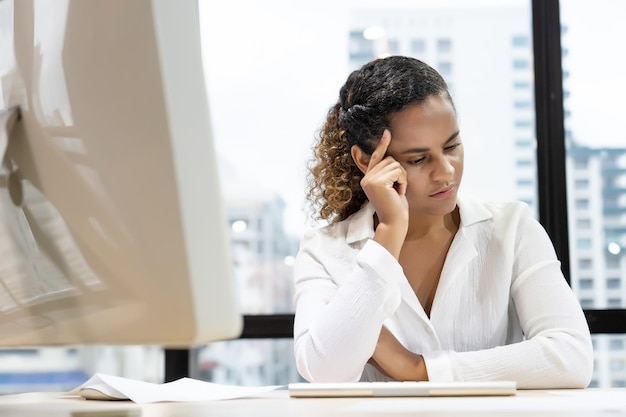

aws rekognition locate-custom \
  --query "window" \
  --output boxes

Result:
[607,257,621,269]
[573,156,588,169]
[608,298,623,308]
[512,35,530,47]
[574,179,589,189]
[580,298,594,308]
[613,380,626,388]
[349,29,374,60]
[575,199,589,210]
[411,38,426,54]
[388,38,400,54]
[437,38,452,53]
[513,59,530,69]
[515,119,533,128]
[438,61,452,76]
[609,339,625,351]
[610,359,625,371]
[579,279,593,290]
[0,349,38,356]
[607,279,621,290]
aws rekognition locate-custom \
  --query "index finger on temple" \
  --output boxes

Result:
[367,129,392,171]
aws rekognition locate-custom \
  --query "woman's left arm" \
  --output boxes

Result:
[423,210,594,388]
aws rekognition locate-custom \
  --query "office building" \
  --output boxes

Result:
[194,176,300,385]
[566,143,626,387]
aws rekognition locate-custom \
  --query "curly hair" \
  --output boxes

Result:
[306,56,454,223]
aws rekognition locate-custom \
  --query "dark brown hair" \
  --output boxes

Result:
[306,56,453,223]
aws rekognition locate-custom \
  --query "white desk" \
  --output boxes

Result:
[0,388,624,417]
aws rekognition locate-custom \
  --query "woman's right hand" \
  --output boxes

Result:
[369,326,428,381]
[360,130,409,258]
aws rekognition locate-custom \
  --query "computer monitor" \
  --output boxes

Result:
[0,0,242,347]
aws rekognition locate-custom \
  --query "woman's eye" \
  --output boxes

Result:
[445,143,461,151]
[409,157,426,165]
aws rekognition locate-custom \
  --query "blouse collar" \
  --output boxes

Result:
[344,194,492,245]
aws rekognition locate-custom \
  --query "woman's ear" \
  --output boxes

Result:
[351,145,370,175]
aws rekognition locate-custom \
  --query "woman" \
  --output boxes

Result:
[293,56,593,388]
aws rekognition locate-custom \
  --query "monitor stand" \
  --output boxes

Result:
[1,106,20,160]
[164,349,190,382]
[1,106,24,207]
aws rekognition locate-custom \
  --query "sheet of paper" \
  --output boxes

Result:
[69,373,282,403]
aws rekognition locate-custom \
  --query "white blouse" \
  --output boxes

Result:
[293,196,593,388]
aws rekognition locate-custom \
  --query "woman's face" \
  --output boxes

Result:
[385,95,464,217]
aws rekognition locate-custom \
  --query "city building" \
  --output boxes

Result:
[194,173,300,385]
[566,142,626,387]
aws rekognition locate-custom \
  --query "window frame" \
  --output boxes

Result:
[532,0,626,335]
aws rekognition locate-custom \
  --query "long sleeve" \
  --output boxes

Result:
[293,236,404,382]
[423,204,593,388]
[424,269,593,388]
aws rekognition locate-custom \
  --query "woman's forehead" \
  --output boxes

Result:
[389,96,456,127]
[387,99,458,149]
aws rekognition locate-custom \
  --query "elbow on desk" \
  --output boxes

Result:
[293,330,368,382]
[295,357,363,383]
[532,361,593,389]
[562,332,595,389]
[294,345,363,383]
[529,334,594,389]
[565,350,594,389]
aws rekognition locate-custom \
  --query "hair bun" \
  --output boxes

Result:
[339,104,369,127]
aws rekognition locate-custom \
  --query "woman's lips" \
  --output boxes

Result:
[430,184,456,199]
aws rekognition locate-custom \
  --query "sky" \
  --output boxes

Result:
[559,0,626,148]
[197,0,625,235]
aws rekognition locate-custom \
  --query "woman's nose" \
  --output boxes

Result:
[432,156,455,182]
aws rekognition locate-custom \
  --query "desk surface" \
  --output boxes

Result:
[0,388,625,417]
